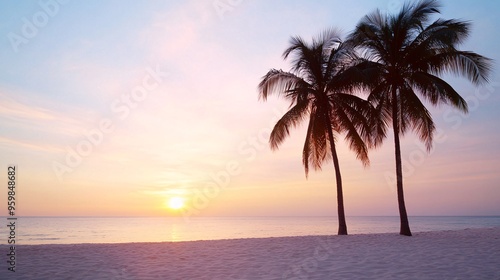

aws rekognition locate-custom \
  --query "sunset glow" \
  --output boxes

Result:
[0,1,499,218]
[167,197,185,210]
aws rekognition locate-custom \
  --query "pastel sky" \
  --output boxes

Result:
[0,0,499,217]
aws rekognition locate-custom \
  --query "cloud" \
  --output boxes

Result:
[0,135,63,154]
[0,88,95,138]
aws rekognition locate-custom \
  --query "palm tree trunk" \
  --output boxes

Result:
[392,88,412,236]
[325,115,348,235]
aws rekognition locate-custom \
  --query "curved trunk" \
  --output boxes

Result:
[392,88,412,236]
[325,113,348,235]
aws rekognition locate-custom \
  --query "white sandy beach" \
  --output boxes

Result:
[2,227,499,280]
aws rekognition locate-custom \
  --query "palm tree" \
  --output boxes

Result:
[258,30,381,235]
[348,0,492,236]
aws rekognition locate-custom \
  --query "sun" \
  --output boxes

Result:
[167,196,185,210]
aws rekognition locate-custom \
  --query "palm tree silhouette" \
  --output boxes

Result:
[348,0,492,236]
[258,30,380,235]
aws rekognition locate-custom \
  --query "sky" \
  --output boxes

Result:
[0,0,499,217]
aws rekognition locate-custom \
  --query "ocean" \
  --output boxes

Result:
[2,216,499,245]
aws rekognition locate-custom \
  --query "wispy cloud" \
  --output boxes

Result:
[0,88,96,139]
[0,135,63,154]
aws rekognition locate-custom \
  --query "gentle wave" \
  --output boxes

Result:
[1,216,499,245]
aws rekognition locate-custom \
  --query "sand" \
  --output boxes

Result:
[1,227,499,280]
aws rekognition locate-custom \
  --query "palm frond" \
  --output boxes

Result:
[348,12,389,62]
[269,98,311,150]
[335,93,386,148]
[331,59,384,93]
[332,104,370,166]
[263,28,391,177]
[429,50,493,85]
[400,85,435,150]
[408,18,470,54]
[399,0,441,31]
[258,69,309,101]
[410,72,468,112]
[302,110,329,177]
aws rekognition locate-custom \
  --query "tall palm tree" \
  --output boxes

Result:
[348,0,492,236]
[258,30,381,235]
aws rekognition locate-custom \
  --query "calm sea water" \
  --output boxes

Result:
[1,216,499,245]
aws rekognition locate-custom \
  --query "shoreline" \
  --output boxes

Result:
[2,227,499,279]
[4,226,500,246]
[2,216,499,246]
